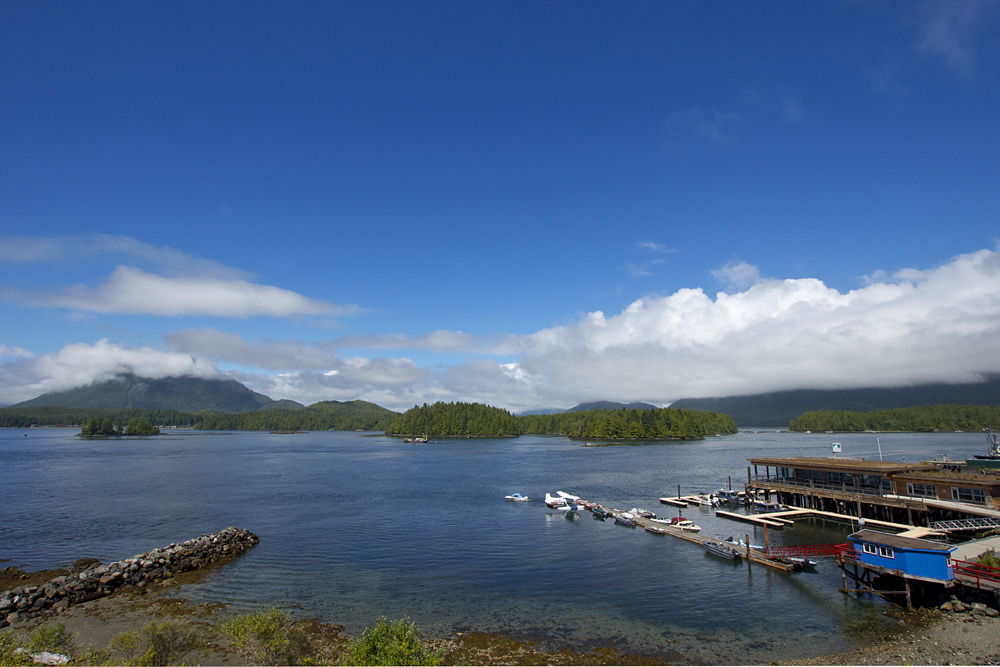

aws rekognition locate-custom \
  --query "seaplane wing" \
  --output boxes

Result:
[556,491,581,501]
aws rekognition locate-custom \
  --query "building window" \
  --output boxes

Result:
[951,487,986,505]
[877,545,894,559]
[907,483,936,498]
[862,543,877,555]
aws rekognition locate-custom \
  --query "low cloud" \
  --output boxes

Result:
[4,247,1000,413]
[19,266,359,318]
[0,339,219,404]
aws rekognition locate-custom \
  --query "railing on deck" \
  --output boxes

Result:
[952,559,1000,589]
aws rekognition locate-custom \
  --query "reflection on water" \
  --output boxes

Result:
[0,427,984,662]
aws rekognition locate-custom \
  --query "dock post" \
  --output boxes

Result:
[677,484,681,501]
[840,553,847,592]
[728,475,732,491]
[746,533,751,570]
[764,523,769,555]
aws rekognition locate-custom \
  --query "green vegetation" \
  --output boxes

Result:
[519,406,738,439]
[789,404,1000,433]
[220,607,314,665]
[385,402,521,437]
[977,548,1000,570]
[671,377,1000,427]
[80,417,123,437]
[125,419,160,435]
[195,400,397,431]
[0,401,396,433]
[0,609,442,666]
[341,617,440,666]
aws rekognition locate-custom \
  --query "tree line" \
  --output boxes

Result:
[518,406,738,439]
[789,404,1000,433]
[385,402,521,437]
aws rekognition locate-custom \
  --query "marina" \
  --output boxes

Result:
[4,427,1000,664]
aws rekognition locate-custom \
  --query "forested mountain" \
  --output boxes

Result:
[386,402,521,437]
[789,405,1000,433]
[518,407,737,439]
[670,377,1000,426]
[13,374,304,413]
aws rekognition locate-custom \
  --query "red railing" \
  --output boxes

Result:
[952,559,1000,589]
[766,543,854,559]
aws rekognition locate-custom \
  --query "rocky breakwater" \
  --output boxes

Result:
[0,527,258,628]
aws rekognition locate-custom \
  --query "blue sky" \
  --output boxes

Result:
[2,1,1000,411]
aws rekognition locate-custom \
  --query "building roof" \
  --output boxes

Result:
[848,529,956,553]
[748,456,937,475]
[892,470,1000,485]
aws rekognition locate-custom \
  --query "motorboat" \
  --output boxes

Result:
[403,435,428,443]
[717,489,745,505]
[592,506,612,519]
[787,557,819,570]
[504,493,529,502]
[614,512,637,527]
[645,525,667,535]
[628,507,656,518]
[753,500,787,513]
[669,517,702,532]
[704,540,742,560]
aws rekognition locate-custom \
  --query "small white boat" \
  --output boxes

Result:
[669,517,702,532]
[505,493,529,502]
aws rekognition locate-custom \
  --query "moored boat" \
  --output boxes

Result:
[645,525,667,535]
[669,517,702,532]
[504,493,529,502]
[704,540,742,560]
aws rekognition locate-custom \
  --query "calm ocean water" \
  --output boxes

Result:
[0,427,988,663]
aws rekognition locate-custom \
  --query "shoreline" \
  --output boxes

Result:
[7,563,1000,665]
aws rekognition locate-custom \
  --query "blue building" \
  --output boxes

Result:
[848,529,956,583]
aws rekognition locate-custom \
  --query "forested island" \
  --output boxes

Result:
[789,404,1000,433]
[4,399,736,440]
[519,406,738,439]
[80,417,159,436]
[385,402,738,439]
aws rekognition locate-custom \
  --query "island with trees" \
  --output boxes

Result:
[789,404,1000,433]
[80,417,160,437]
[518,406,737,440]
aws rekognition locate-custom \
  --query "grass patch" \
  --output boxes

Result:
[220,607,315,665]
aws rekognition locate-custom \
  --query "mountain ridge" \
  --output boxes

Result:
[670,377,1000,426]
[13,374,305,414]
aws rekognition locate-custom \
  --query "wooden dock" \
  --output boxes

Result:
[591,506,794,571]
[714,509,789,528]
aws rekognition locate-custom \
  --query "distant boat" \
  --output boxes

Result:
[615,512,637,527]
[504,493,529,502]
[704,540,742,560]
[754,500,787,513]
[786,557,819,570]
[404,435,428,443]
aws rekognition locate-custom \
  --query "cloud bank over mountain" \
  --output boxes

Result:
[3,246,999,412]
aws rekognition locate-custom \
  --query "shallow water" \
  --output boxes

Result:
[0,427,986,662]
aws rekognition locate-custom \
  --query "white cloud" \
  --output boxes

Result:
[6,247,1000,414]
[519,247,1000,403]
[0,344,33,359]
[20,266,358,318]
[0,234,247,279]
[0,339,219,404]
[711,261,762,291]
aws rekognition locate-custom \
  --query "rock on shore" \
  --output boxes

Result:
[0,527,258,628]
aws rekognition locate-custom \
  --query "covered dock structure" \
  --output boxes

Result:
[747,456,1000,527]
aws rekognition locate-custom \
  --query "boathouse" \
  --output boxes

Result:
[746,456,1000,526]
[848,529,956,583]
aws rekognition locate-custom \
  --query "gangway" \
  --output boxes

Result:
[930,516,1000,532]
[765,543,852,560]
